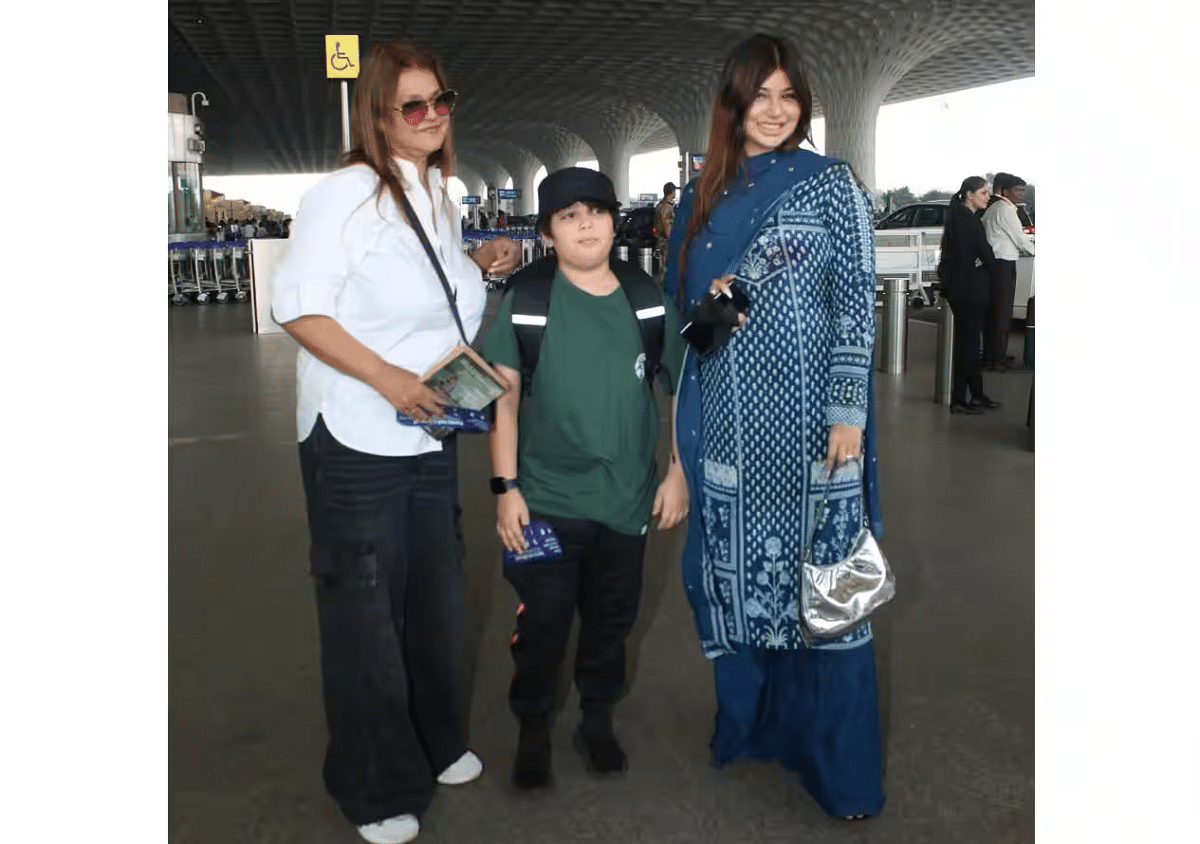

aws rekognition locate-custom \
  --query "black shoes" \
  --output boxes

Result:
[949,402,983,415]
[573,724,628,777]
[512,718,553,790]
[969,396,1003,410]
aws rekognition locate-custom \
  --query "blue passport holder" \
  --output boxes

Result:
[396,405,492,435]
[503,520,564,565]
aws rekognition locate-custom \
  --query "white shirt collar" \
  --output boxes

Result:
[391,155,442,191]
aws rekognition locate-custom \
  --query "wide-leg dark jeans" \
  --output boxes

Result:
[504,513,647,724]
[298,415,467,826]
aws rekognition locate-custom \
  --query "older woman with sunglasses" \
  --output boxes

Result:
[272,40,519,844]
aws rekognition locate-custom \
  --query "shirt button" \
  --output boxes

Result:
[706,242,712,249]
[748,182,755,188]
[788,167,794,172]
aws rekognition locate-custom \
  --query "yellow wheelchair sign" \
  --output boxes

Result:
[325,35,360,79]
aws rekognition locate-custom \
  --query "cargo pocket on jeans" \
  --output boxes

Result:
[309,543,379,590]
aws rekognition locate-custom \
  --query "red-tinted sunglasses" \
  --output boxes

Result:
[394,90,457,126]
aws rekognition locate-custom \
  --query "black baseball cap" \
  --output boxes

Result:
[537,167,620,229]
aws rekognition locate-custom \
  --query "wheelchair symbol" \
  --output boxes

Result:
[330,42,355,72]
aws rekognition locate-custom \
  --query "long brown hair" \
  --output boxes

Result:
[679,34,813,287]
[342,39,456,218]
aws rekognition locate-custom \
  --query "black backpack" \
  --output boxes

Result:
[507,254,667,397]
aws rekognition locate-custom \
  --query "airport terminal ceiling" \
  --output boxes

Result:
[168,0,1034,177]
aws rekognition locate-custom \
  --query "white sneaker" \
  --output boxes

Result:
[357,814,419,844]
[436,750,483,785]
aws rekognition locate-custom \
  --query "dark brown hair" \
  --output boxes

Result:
[679,34,813,287]
[342,40,456,218]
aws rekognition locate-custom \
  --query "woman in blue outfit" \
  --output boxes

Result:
[663,33,885,819]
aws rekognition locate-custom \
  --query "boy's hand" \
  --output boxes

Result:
[652,463,689,530]
[496,489,531,553]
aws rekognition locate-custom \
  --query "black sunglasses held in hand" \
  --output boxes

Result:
[395,89,457,125]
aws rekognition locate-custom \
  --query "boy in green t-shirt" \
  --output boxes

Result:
[479,167,688,790]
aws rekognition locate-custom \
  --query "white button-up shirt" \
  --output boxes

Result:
[982,198,1036,261]
[272,158,486,456]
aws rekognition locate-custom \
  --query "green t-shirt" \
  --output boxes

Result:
[480,269,686,536]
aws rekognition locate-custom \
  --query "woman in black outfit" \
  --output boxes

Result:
[939,176,1000,414]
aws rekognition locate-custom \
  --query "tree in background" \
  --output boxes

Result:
[876,187,917,215]
[919,189,952,201]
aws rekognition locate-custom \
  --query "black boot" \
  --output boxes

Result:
[512,717,553,790]
[574,708,627,777]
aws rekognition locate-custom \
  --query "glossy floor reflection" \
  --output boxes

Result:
[169,298,1033,844]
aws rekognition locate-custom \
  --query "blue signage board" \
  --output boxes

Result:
[639,193,657,202]
[461,195,481,205]
[497,188,520,200]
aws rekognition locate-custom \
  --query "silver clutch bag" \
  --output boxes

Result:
[799,459,895,641]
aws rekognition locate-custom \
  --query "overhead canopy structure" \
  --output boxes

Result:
[169,0,1033,208]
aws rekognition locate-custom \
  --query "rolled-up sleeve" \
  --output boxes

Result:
[272,171,371,324]
[820,164,876,430]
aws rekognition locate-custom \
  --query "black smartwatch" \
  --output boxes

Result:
[490,476,520,495]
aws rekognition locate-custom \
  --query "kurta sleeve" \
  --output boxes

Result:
[819,164,876,430]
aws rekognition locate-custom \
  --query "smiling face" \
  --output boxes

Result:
[383,66,450,164]
[742,68,802,157]
[545,202,615,271]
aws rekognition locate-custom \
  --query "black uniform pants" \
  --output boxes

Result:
[949,297,986,404]
[298,416,467,826]
[984,259,1017,365]
[504,513,647,725]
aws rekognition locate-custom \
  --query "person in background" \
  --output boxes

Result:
[653,182,676,281]
[497,209,508,229]
[270,38,518,844]
[939,176,1000,414]
[981,172,1035,372]
[663,33,886,821]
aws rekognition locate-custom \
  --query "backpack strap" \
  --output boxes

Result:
[509,255,668,398]
[509,255,558,397]
[611,259,666,393]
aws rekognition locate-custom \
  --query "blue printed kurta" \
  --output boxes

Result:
[665,148,883,657]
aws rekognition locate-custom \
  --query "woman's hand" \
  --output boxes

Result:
[825,423,863,471]
[708,274,747,327]
[652,462,690,530]
[472,235,521,276]
[368,363,446,420]
[496,490,531,553]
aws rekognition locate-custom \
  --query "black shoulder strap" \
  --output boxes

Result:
[397,190,468,345]
[611,259,666,393]
[509,255,558,396]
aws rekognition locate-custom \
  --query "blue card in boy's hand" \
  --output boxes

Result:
[503,520,564,566]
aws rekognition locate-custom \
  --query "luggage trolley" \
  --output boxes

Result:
[213,242,249,302]
[169,242,199,305]
[190,242,222,304]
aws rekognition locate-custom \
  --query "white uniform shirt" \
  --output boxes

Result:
[982,198,1035,261]
[271,158,487,456]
